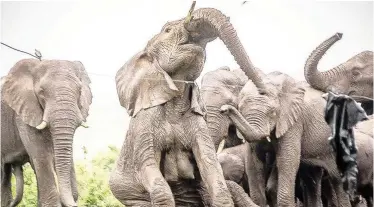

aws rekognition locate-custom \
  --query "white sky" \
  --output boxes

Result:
[1,0,373,160]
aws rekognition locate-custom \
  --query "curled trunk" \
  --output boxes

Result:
[188,8,266,91]
[304,33,344,91]
[222,105,269,142]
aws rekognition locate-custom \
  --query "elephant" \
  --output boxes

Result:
[217,143,249,193]
[219,70,359,207]
[108,6,263,207]
[1,59,92,207]
[201,66,254,152]
[304,33,373,115]
[201,67,324,206]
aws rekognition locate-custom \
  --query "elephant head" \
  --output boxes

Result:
[116,6,267,118]
[304,33,373,99]
[201,67,249,151]
[1,59,92,206]
[221,71,305,141]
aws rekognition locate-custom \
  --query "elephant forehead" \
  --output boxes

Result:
[162,19,183,30]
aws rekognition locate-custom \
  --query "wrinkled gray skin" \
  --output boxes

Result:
[1,59,92,207]
[220,71,357,207]
[109,7,262,207]
[304,33,373,115]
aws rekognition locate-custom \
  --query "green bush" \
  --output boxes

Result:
[11,145,123,207]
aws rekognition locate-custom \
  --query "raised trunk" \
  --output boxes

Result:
[189,8,266,91]
[304,33,345,91]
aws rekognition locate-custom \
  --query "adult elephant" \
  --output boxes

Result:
[201,67,251,152]
[109,6,263,207]
[202,68,308,206]
[304,33,373,115]
[220,71,356,207]
[1,59,92,207]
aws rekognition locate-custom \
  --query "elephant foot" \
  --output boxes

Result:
[150,178,175,206]
[226,180,259,207]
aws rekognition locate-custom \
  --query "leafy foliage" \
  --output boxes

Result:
[11,145,123,207]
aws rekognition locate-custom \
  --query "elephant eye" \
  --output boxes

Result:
[352,69,362,81]
[164,28,171,33]
[352,70,361,77]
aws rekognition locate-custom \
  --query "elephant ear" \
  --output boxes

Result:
[275,79,306,138]
[73,61,93,121]
[115,51,180,117]
[1,59,44,127]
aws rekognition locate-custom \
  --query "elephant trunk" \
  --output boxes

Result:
[51,123,76,207]
[188,8,266,91]
[205,106,229,151]
[223,105,269,142]
[48,88,81,207]
[304,33,345,91]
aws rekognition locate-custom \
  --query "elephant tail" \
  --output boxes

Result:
[10,165,24,207]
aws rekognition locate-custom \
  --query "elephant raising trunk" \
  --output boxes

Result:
[304,32,343,91]
[186,7,267,91]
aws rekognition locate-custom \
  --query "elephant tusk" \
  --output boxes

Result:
[216,139,225,154]
[236,129,245,143]
[322,93,329,99]
[80,121,89,128]
[36,121,47,130]
[266,136,271,142]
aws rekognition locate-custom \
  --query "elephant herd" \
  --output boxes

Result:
[1,5,373,207]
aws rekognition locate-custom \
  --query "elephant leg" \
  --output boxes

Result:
[322,176,339,207]
[1,163,13,207]
[192,118,234,206]
[32,158,61,207]
[16,124,60,207]
[302,167,323,207]
[332,179,352,207]
[70,158,78,202]
[225,180,259,207]
[137,143,174,206]
[109,170,153,207]
[276,132,301,207]
[246,143,267,206]
[266,165,278,207]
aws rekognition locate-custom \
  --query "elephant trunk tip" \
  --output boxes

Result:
[335,32,343,39]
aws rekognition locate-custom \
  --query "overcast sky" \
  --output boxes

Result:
[1,0,373,160]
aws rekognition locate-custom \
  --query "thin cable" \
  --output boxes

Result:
[1,42,42,61]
